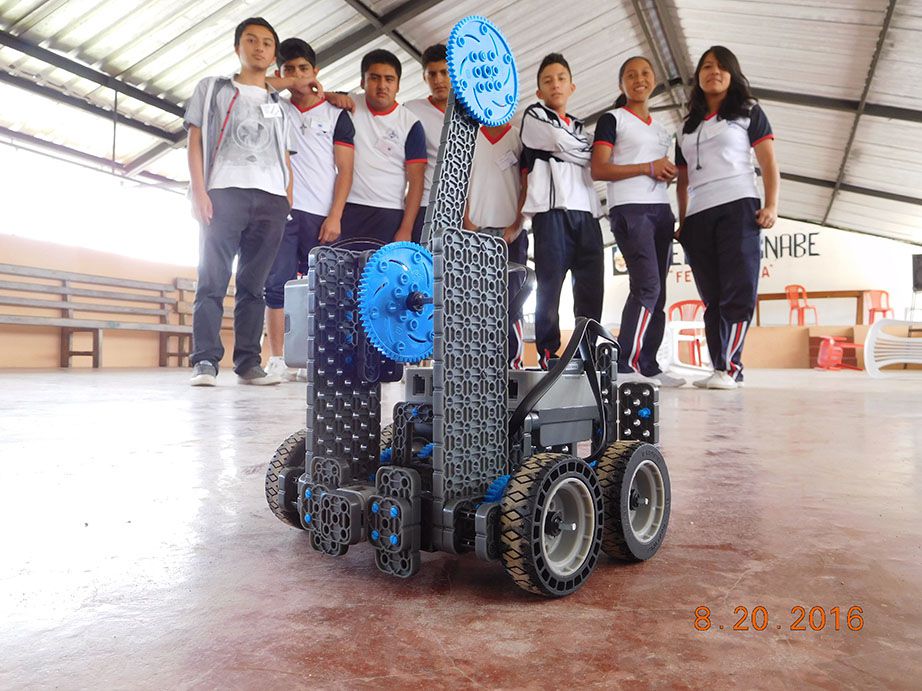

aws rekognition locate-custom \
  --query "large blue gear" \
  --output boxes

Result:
[446,16,518,127]
[358,242,435,363]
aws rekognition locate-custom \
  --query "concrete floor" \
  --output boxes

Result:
[1,368,920,688]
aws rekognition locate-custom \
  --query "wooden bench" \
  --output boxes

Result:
[0,263,191,367]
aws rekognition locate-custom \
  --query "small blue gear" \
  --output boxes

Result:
[483,474,511,503]
[358,242,434,363]
[447,16,518,127]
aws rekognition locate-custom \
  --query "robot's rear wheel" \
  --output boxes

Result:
[265,429,307,529]
[596,441,670,561]
[499,453,603,597]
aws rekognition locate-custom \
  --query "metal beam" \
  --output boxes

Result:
[822,0,898,224]
[630,0,682,112]
[0,71,183,142]
[0,125,184,189]
[341,0,426,62]
[123,141,181,176]
[650,0,693,94]
[781,172,921,207]
[316,0,444,67]
[0,29,185,117]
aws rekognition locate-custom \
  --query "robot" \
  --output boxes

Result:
[264,16,671,597]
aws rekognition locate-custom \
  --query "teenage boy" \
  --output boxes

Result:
[463,119,527,368]
[520,53,604,369]
[263,38,355,381]
[340,49,426,248]
[185,17,299,387]
[405,43,449,243]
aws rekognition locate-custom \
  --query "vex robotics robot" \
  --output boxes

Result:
[264,17,671,597]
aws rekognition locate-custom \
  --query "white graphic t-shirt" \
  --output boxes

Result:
[208,81,289,197]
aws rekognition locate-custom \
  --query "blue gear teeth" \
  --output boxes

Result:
[358,242,435,363]
[447,15,518,127]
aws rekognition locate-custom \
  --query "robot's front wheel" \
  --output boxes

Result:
[264,429,307,529]
[596,442,671,561]
[499,453,603,597]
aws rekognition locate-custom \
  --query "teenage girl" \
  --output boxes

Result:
[591,56,684,387]
[675,46,779,390]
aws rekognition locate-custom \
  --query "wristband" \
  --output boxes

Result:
[649,161,655,178]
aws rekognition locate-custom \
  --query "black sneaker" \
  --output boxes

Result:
[237,365,282,386]
[190,361,217,387]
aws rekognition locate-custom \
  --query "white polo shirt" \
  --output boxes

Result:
[467,124,522,229]
[676,103,774,216]
[346,98,427,210]
[283,98,354,216]
[592,107,672,209]
[404,96,446,205]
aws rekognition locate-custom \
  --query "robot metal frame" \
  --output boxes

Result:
[265,16,671,597]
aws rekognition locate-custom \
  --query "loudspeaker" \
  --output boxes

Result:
[914,254,922,292]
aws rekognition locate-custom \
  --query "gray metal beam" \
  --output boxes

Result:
[0,125,184,188]
[0,70,183,142]
[781,172,920,207]
[316,0,444,67]
[0,29,185,117]
[341,0,425,62]
[650,0,692,93]
[630,0,681,112]
[822,0,899,224]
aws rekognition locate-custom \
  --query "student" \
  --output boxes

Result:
[591,56,684,387]
[521,53,604,369]
[184,17,299,387]
[263,38,355,382]
[675,46,779,390]
[406,43,449,243]
[340,49,426,248]
[463,118,528,368]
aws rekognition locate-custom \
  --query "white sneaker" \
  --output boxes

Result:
[655,372,686,388]
[619,371,661,386]
[693,371,738,390]
[295,368,308,382]
[266,356,297,382]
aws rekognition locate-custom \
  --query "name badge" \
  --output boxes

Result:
[260,102,282,119]
[375,136,397,155]
[496,149,519,170]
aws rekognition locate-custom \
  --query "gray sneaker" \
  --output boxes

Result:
[619,371,661,386]
[190,361,217,387]
[237,365,282,386]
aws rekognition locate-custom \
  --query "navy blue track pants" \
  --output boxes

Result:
[610,203,675,376]
[679,197,761,380]
[532,209,604,360]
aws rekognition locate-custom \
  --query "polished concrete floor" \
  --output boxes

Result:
[1,368,920,689]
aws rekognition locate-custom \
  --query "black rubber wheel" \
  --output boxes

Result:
[596,441,670,561]
[265,429,307,528]
[499,453,603,597]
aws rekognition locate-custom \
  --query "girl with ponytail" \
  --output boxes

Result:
[591,56,684,387]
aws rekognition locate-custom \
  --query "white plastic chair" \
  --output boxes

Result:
[863,318,922,378]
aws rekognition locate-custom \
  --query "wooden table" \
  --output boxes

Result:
[755,290,867,326]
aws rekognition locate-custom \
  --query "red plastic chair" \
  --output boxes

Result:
[865,290,893,324]
[668,300,705,366]
[816,336,862,371]
[785,284,819,326]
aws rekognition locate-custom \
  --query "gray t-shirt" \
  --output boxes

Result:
[184,78,294,197]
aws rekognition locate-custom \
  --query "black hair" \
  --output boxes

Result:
[536,53,571,87]
[361,49,402,82]
[277,37,317,69]
[234,17,279,52]
[421,43,447,68]
[614,55,655,109]
[682,46,755,134]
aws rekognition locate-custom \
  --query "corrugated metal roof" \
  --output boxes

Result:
[0,0,920,243]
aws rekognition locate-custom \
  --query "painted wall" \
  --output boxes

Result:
[0,234,248,369]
